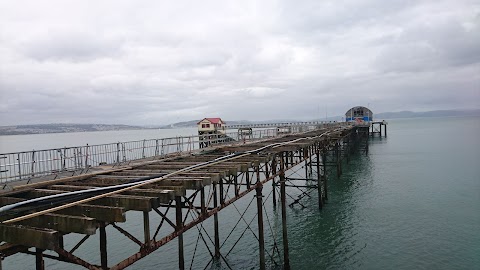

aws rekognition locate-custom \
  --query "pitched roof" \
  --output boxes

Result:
[197,118,224,124]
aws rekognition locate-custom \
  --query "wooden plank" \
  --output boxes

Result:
[148,179,207,190]
[90,195,159,211]
[192,166,237,176]
[110,171,166,177]
[57,204,126,223]
[19,189,160,211]
[133,167,229,178]
[115,171,221,182]
[168,159,258,169]
[16,213,98,235]
[49,185,178,200]
[80,177,131,185]
[0,197,24,207]
[0,196,126,223]
[11,166,132,191]
[0,224,62,250]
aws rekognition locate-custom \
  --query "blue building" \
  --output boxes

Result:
[345,106,373,123]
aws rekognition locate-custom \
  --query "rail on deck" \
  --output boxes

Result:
[0,123,350,184]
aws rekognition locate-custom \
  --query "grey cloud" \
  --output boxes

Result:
[0,0,478,126]
[19,32,123,62]
[375,17,480,73]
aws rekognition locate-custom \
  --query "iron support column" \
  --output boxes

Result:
[309,147,313,176]
[200,187,206,216]
[336,143,341,177]
[99,222,108,270]
[256,184,266,270]
[35,248,45,270]
[175,196,185,270]
[272,158,277,207]
[219,177,225,205]
[322,151,328,201]
[280,153,291,270]
[213,183,220,258]
[233,174,239,196]
[316,150,323,209]
[143,211,150,245]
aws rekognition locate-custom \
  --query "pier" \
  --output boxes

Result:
[0,117,382,269]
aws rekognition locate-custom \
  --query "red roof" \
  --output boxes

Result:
[197,118,224,124]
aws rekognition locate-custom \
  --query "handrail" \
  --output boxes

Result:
[0,122,349,184]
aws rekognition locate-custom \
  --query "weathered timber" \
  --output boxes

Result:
[0,196,126,223]
[89,195,159,211]
[141,164,240,174]
[18,189,161,211]
[0,224,62,250]
[0,197,24,206]
[49,184,184,198]
[162,161,251,172]
[57,205,126,223]
[12,166,133,191]
[15,213,98,235]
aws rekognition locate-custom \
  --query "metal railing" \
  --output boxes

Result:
[226,120,338,129]
[0,123,349,184]
[0,129,277,184]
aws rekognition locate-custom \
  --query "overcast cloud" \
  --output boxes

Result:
[0,0,479,125]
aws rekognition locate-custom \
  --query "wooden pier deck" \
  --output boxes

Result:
[0,124,371,269]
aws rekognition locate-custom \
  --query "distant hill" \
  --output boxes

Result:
[0,123,146,136]
[2,109,477,135]
[160,119,257,128]
[162,109,480,128]
[375,109,480,119]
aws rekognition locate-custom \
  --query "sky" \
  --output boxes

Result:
[0,0,479,126]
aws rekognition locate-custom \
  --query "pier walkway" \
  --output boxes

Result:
[0,123,373,269]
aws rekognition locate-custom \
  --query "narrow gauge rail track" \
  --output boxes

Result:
[0,124,364,270]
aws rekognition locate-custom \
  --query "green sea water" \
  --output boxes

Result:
[286,116,480,269]
[2,116,479,269]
